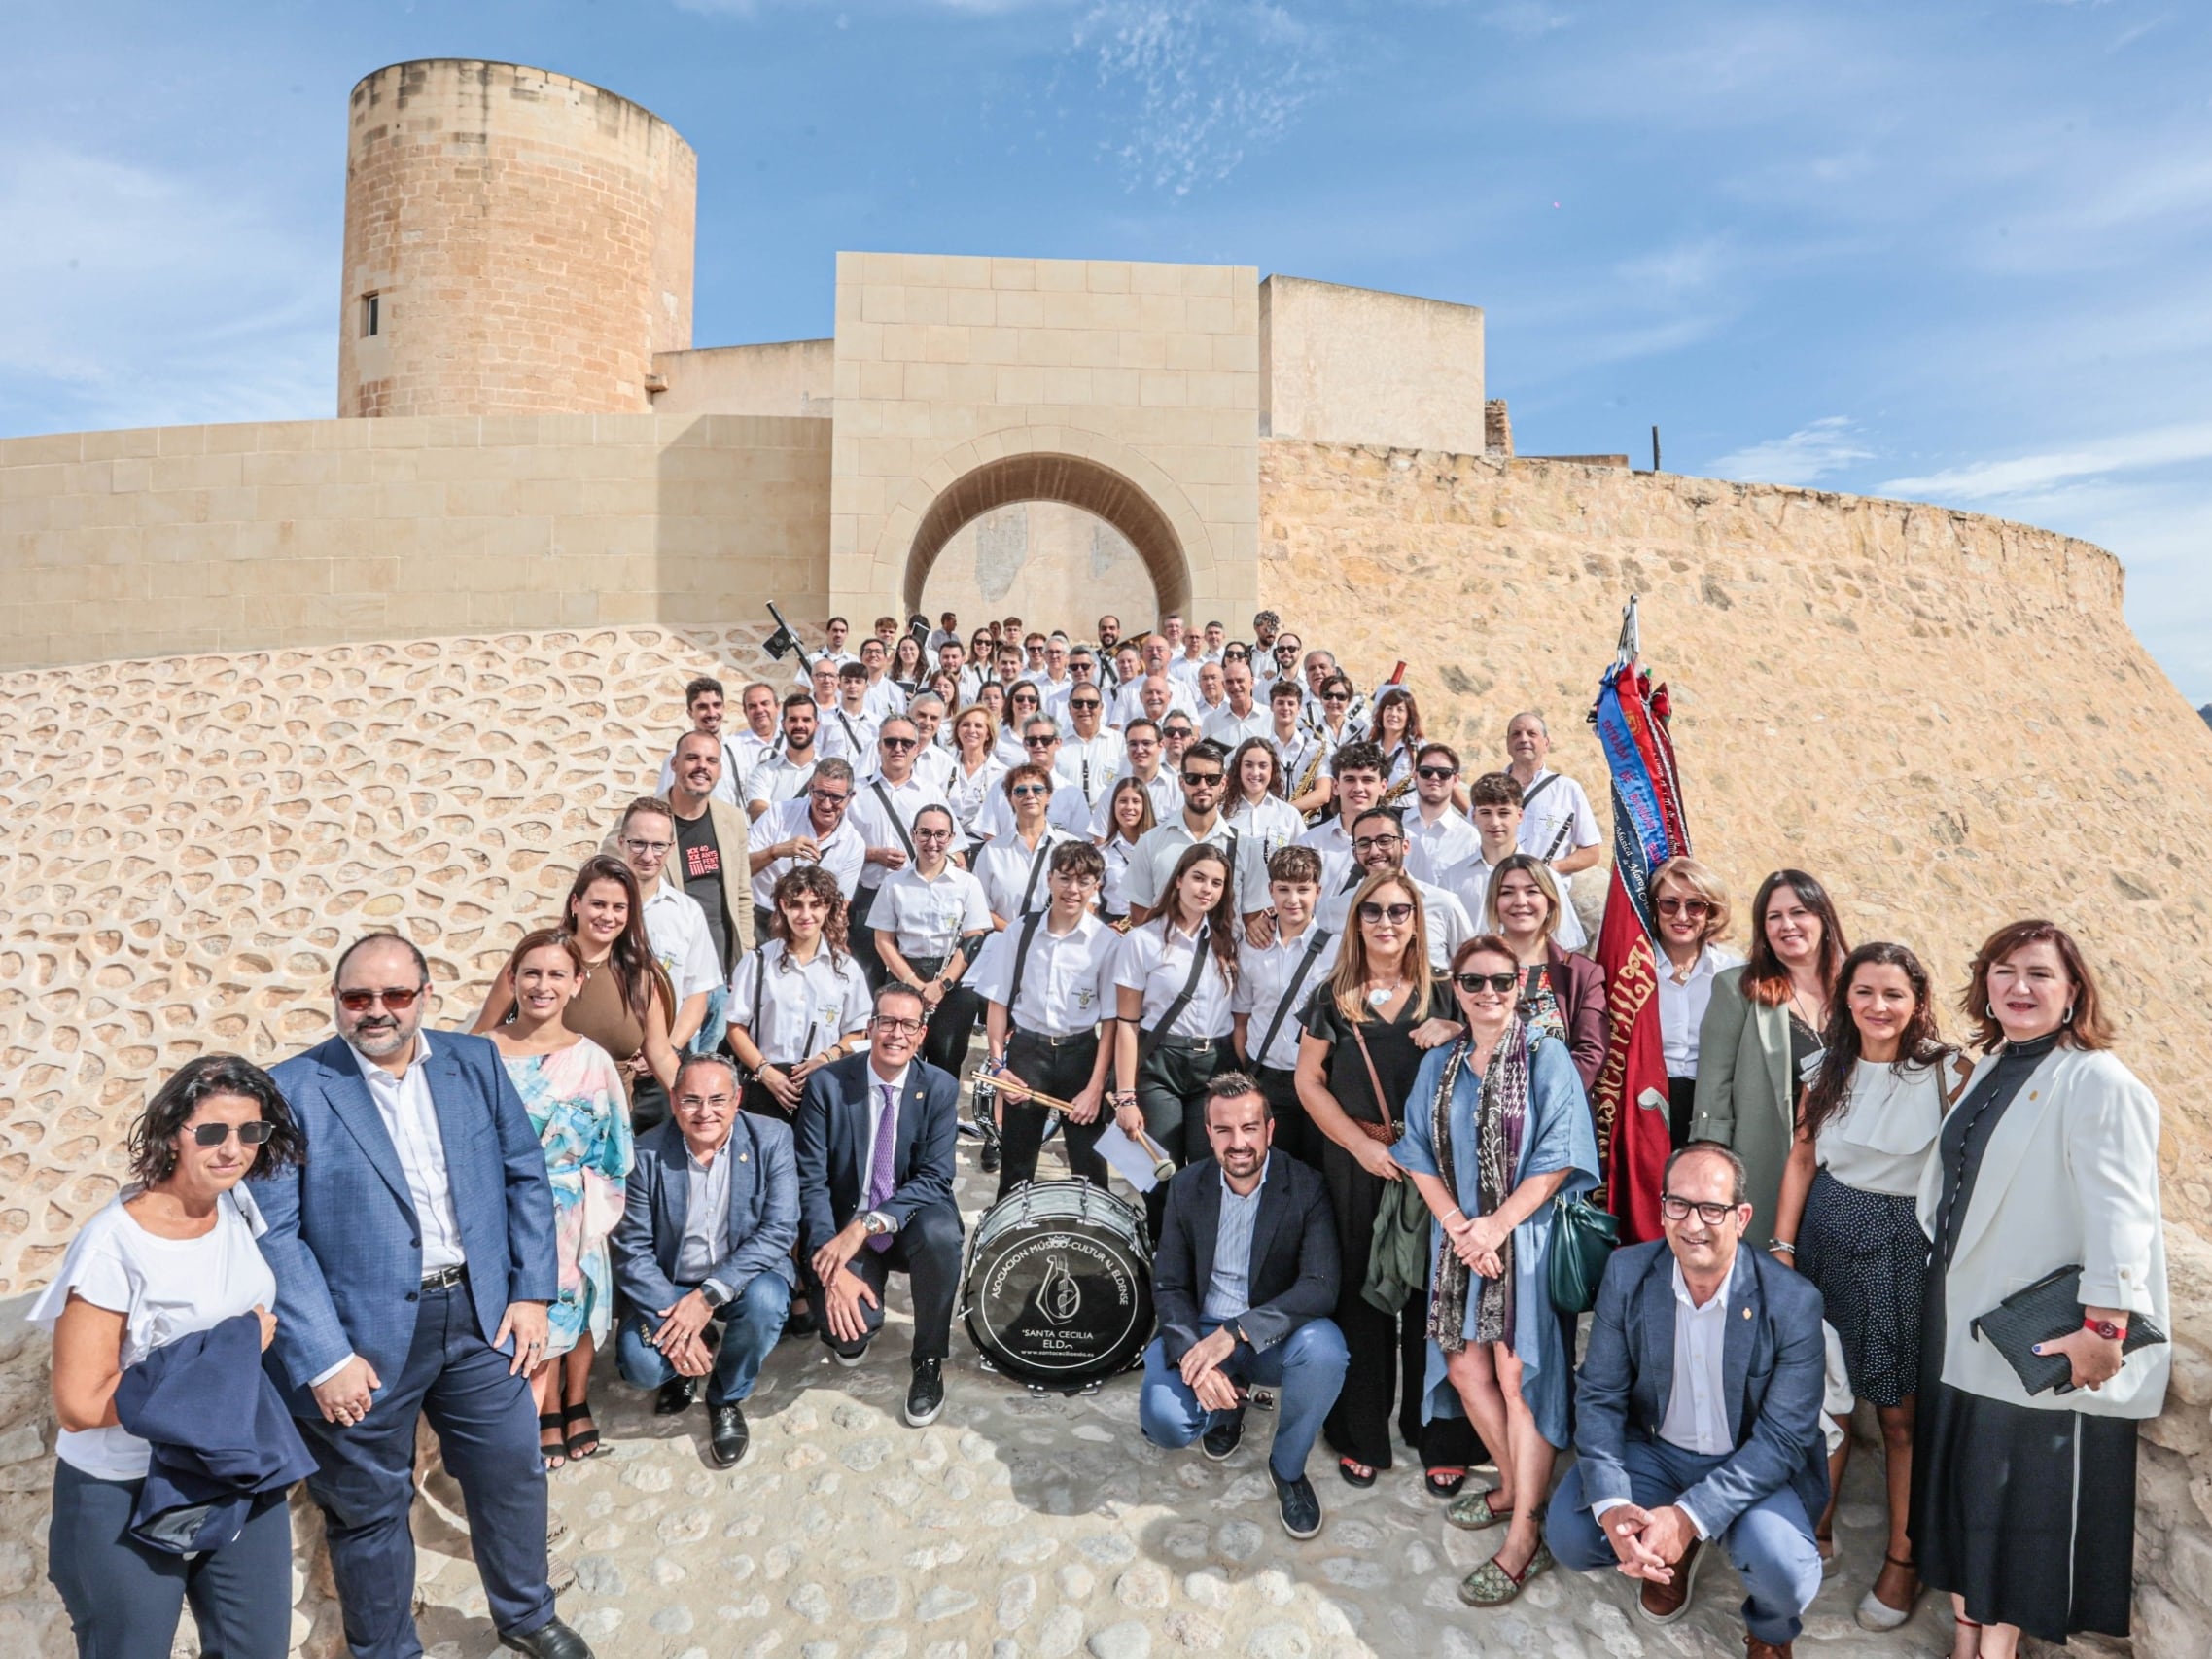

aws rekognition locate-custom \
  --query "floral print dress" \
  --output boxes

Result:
[500,1037,634,1356]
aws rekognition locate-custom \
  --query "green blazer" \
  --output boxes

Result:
[1688,968,1798,1252]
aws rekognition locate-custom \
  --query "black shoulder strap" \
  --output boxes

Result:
[1521,770,1563,810]
[1003,908,1048,1022]
[1018,833,1055,914]
[870,780,919,862]
[1255,926,1331,1067]
[1138,922,1215,1067]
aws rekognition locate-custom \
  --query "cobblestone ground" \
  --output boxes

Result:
[407,1139,1962,1659]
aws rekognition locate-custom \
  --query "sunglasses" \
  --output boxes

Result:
[188,1120,276,1147]
[1323,692,1350,703]
[1657,897,1712,917]
[1024,735,1058,748]
[1009,783,1049,798]
[1454,971,1520,994]
[1071,697,1102,710]
[1163,728,1193,741]
[337,986,425,1012]
[880,735,918,751]
[1180,770,1223,788]
[1357,901,1416,925]
[1416,765,1457,782]
[1660,1195,1739,1226]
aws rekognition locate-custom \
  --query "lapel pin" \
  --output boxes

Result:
[1741,1307,1751,1320]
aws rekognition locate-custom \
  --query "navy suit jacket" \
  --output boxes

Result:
[1572,1240,1830,1534]
[255,1031,556,1409]
[1152,1151,1339,1364]
[612,1115,799,1314]
[793,1053,961,1257]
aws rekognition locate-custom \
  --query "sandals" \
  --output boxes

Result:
[1445,1485,1514,1531]
[1424,1465,1468,1499]
[562,1400,602,1461]
[1337,1457,1377,1489]
[538,1411,568,1472]
[1459,1539,1553,1606]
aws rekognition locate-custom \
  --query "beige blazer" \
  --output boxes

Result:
[1915,1043,2170,1418]
[601,799,755,956]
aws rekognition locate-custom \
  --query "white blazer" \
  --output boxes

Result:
[1915,1043,2169,1418]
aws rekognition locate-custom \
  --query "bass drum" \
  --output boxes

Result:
[960,1180,1153,1390]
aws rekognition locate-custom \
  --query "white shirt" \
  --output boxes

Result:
[1166,655,1206,693]
[1657,943,1744,1078]
[993,726,1033,769]
[31,1190,278,1480]
[727,939,871,1065]
[1436,849,1591,953]
[845,772,949,893]
[1513,768,1602,862]
[1201,703,1272,752]
[943,755,1008,840]
[750,796,867,911]
[1110,679,1195,728]
[1315,873,1471,972]
[642,879,723,1002]
[351,1031,467,1274]
[1058,728,1128,810]
[1593,1254,1746,1541]
[1036,672,1077,722]
[1226,794,1308,902]
[744,751,820,813]
[910,741,954,795]
[969,910,1119,1039]
[974,826,1082,922]
[976,771,1096,841]
[860,678,906,723]
[1125,814,1240,915]
[873,864,991,959]
[1235,924,1342,1070]
[1090,767,1180,834]
[1815,1059,1952,1198]
[859,1062,910,1222]
[1404,807,1483,886]
[1295,817,1360,897]
[1270,726,1326,797]
[1101,836,1143,917]
[817,705,881,766]
[1113,919,1235,1040]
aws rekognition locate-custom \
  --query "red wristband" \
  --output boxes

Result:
[2083,1315,2127,1341]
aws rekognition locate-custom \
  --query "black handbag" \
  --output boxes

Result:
[1547,1194,1619,1316]
[1969,1264,2166,1396]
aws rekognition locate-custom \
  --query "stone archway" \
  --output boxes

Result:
[900,451,1191,619]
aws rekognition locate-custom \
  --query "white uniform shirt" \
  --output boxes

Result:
[1101,836,1143,917]
[1271,726,1327,798]
[1113,919,1236,1040]
[1058,728,1128,812]
[642,879,723,1002]
[910,741,955,794]
[1315,873,1471,971]
[1166,655,1206,694]
[1234,925,1342,1070]
[861,679,906,723]
[873,864,991,960]
[351,1032,467,1273]
[1124,815,1240,915]
[993,726,1033,769]
[817,706,881,766]
[1225,794,1306,903]
[1296,817,1360,897]
[727,939,871,1066]
[1657,942,1743,1077]
[1036,673,1077,723]
[1514,769,1602,863]
[1201,703,1272,752]
[1110,679,1195,728]
[969,911,1119,1039]
[1090,767,1180,834]
[1404,807,1483,885]
[1436,850,1591,953]
[845,772,949,894]
[943,755,1008,842]
[750,796,867,911]
[974,826,1081,922]
[976,772,1095,841]
[744,751,819,813]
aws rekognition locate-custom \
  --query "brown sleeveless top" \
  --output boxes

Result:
[566,959,647,1069]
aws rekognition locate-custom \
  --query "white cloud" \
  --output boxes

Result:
[1481,2,1572,39]
[1878,420,2212,502]
[1709,417,1876,486]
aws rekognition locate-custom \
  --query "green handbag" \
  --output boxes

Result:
[1547,1194,1619,1316]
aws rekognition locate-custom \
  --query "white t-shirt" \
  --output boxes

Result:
[31,1189,278,1480]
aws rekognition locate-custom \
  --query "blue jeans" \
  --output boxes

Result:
[616,1272,790,1406]
[688,983,730,1058]
[1547,1436,1823,1645]
[1140,1319,1348,1481]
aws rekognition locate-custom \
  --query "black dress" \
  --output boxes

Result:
[1302,981,1484,1473]
[1910,1031,2138,1641]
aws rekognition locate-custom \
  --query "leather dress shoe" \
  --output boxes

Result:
[654,1377,696,1416]
[904,1358,945,1427]
[1638,1538,1702,1624]
[709,1401,750,1467]
[501,1614,593,1658]
[1201,1407,1245,1462]
[1743,1634,1794,1659]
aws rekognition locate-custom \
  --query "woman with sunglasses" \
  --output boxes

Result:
[973,763,1080,930]
[726,864,872,1119]
[1110,843,1241,1233]
[873,804,992,1080]
[1649,857,1742,1149]
[998,682,1045,767]
[1098,775,1157,925]
[38,1054,310,1659]
[1294,870,1482,1495]
[474,855,680,1116]
[484,929,635,1469]
[1394,935,1599,1606]
[945,703,1008,863]
[1482,854,1608,1092]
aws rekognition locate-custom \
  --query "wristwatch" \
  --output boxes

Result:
[2084,1315,2128,1341]
[862,1211,894,1238]
[698,1282,729,1310]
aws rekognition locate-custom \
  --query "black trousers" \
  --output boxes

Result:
[1136,1036,1223,1238]
[907,954,983,1079]
[1253,1062,1321,1170]
[740,1076,795,1123]
[851,888,889,989]
[806,1199,965,1363]
[997,1030,1107,1198]
[1318,1136,1486,1472]
[1668,1074,1698,1149]
[631,1075,671,1136]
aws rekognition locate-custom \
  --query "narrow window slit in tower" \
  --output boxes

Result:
[361,294,381,337]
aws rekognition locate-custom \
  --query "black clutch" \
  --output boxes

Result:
[1969,1264,2166,1396]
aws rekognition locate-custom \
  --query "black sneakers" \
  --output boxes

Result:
[653,1377,696,1416]
[1201,1407,1246,1462]
[708,1401,750,1468]
[1273,1469,1323,1539]
[904,1358,946,1427]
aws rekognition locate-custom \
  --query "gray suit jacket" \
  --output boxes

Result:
[611,1115,799,1313]
[1689,968,1797,1251]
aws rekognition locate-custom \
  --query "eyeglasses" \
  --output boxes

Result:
[879,735,918,751]
[1416,765,1457,782]
[913,827,952,841]
[871,1016,926,1038]
[1454,971,1520,994]
[1357,901,1416,925]
[1009,783,1049,798]
[810,789,851,806]
[1024,735,1058,749]
[621,837,674,855]
[1660,1195,1740,1227]
[189,1120,276,1147]
[1180,770,1223,788]
[1352,834,1402,854]
[1657,897,1712,918]
[337,986,425,1012]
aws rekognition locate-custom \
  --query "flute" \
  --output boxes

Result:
[983,1064,1178,1181]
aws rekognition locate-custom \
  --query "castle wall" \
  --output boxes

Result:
[338,61,697,418]
[649,341,834,418]
[1259,276,1487,455]
[0,415,830,671]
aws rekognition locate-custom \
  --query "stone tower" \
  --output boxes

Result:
[337,59,697,417]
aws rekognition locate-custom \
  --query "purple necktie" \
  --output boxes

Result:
[865,1083,898,1252]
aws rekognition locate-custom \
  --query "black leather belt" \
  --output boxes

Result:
[1151,1035,1219,1053]
[421,1264,466,1291]
[1011,1027,1099,1048]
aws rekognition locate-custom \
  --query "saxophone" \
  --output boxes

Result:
[1293,737,1328,826]
[1380,746,1416,806]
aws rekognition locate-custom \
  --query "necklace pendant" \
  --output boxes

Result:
[1368,985,1393,1006]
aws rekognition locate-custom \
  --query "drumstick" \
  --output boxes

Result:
[989,1068,1176,1181]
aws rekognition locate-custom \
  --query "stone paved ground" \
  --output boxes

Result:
[404,1135,1970,1659]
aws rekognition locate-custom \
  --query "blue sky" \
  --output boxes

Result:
[6,0,2209,702]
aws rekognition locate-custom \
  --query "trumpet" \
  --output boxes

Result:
[983,1063,1178,1181]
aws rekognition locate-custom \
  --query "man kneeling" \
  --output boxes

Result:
[1545,1143,1829,1659]
[1141,1074,1347,1539]
[611,1055,796,1468]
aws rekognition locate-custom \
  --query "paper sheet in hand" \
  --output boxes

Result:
[1094,1122,1161,1192]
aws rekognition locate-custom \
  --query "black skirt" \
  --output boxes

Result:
[1910,1380,2137,1641]
[1797,1170,1924,1407]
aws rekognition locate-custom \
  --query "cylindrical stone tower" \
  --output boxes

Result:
[337,60,696,417]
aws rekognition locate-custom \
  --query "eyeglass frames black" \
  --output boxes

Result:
[189,1120,277,1147]
[1453,971,1520,994]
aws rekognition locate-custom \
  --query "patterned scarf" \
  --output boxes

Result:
[1472,1013,1532,1346]
[1426,1041,1472,1353]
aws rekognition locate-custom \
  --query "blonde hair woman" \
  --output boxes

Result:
[1647,856,1741,1147]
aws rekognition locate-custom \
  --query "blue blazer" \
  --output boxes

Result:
[793,1053,961,1257]
[1152,1151,1339,1364]
[1572,1240,1830,1535]
[255,1032,557,1408]
[612,1115,799,1314]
